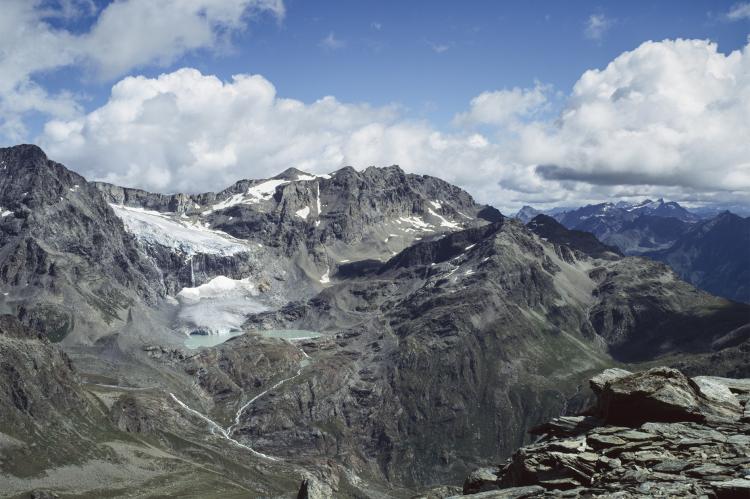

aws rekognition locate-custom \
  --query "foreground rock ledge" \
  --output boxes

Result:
[457,367,750,498]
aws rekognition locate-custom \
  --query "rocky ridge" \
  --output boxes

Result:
[457,367,750,498]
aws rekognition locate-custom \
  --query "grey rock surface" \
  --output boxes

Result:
[458,368,750,498]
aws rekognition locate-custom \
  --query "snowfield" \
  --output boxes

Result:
[295,206,311,220]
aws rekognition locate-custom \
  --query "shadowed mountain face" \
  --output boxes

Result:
[0,144,749,497]
[519,200,750,305]
[646,212,750,303]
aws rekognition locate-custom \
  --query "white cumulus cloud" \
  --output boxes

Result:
[36,38,750,213]
[0,0,284,140]
[524,39,750,196]
[454,84,550,127]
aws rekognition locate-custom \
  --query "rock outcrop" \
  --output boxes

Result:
[458,367,750,497]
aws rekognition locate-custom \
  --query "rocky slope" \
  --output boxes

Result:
[456,367,750,498]
[646,212,750,303]
[235,217,749,490]
[526,215,621,259]
[0,311,346,498]
[0,145,165,344]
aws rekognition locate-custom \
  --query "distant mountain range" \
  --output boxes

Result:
[646,212,750,304]
[515,199,750,303]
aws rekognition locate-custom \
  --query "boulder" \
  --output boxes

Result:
[463,467,501,494]
[296,477,333,499]
[711,478,750,499]
[589,368,632,393]
[595,367,742,425]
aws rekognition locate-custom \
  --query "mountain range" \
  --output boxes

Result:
[515,199,750,303]
[0,144,748,497]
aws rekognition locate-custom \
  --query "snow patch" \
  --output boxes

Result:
[320,266,330,284]
[398,216,432,230]
[0,208,12,217]
[205,179,290,214]
[316,182,322,215]
[296,206,311,220]
[427,208,460,229]
[247,179,288,201]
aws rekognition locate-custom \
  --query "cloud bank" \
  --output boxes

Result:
[38,38,750,211]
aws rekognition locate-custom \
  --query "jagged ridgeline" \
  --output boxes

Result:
[0,144,748,497]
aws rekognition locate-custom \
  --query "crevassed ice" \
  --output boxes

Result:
[111,204,249,256]
[176,276,267,335]
[176,276,257,303]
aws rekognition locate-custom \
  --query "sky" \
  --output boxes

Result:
[1,0,749,212]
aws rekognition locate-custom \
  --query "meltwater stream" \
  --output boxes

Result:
[171,335,317,460]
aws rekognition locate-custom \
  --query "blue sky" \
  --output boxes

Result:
[34,0,750,128]
[2,0,749,210]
